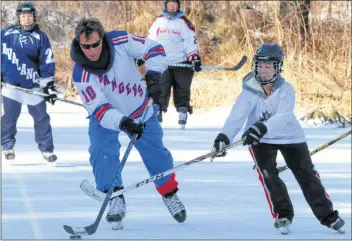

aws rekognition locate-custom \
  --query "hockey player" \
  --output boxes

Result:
[1,2,58,163]
[211,43,345,235]
[147,0,202,129]
[70,17,186,230]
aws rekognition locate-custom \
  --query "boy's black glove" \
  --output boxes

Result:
[210,133,230,161]
[242,122,267,145]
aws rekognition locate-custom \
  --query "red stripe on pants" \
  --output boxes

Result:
[249,147,278,220]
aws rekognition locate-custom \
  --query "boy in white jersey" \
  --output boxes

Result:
[147,0,202,129]
[70,17,186,230]
[211,43,345,235]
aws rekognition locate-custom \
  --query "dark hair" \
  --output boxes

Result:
[74,17,105,42]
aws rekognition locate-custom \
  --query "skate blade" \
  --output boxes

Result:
[111,221,123,230]
[179,124,185,130]
[332,227,345,234]
[278,227,290,235]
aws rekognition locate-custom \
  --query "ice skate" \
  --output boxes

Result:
[162,190,186,223]
[42,152,57,166]
[42,151,57,162]
[106,194,126,230]
[178,107,188,130]
[274,218,291,235]
[4,149,15,160]
[330,217,345,234]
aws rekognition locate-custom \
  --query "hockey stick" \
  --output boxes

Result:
[168,55,248,71]
[80,139,244,202]
[1,82,84,107]
[63,98,153,237]
[252,129,352,172]
[277,129,352,172]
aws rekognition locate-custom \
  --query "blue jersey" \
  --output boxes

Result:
[1,25,55,89]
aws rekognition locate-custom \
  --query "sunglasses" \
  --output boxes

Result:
[80,39,102,49]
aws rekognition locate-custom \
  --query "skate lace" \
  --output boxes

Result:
[109,196,126,215]
[330,217,344,230]
[5,149,14,155]
[275,218,291,234]
[179,112,187,121]
[275,218,290,228]
[163,194,185,216]
[42,152,54,158]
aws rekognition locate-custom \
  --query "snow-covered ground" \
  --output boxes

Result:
[2,100,351,239]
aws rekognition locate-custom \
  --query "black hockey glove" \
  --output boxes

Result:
[136,59,145,67]
[242,122,267,145]
[190,55,202,72]
[210,133,230,161]
[120,117,145,140]
[42,81,58,105]
[145,72,166,110]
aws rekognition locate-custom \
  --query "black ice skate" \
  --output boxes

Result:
[106,194,126,230]
[330,217,345,234]
[178,107,188,130]
[274,218,291,235]
[4,149,15,160]
[42,152,57,163]
[162,190,186,223]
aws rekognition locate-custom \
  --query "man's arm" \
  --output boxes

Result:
[38,32,56,87]
[122,31,167,75]
[180,17,200,61]
[72,65,124,131]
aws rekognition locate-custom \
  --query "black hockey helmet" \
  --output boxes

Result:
[164,0,181,16]
[16,2,37,31]
[252,43,285,85]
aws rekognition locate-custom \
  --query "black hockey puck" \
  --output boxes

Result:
[69,235,81,240]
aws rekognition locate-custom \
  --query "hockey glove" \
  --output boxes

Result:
[145,72,165,110]
[136,59,145,67]
[242,122,267,145]
[42,81,58,105]
[120,117,145,140]
[190,55,202,72]
[210,133,230,161]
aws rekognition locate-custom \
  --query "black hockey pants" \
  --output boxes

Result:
[249,142,340,227]
[159,66,194,113]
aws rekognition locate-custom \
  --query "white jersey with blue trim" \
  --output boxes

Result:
[221,72,306,144]
[72,31,167,132]
[148,10,199,64]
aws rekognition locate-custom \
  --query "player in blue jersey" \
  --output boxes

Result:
[211,43,345,235]
[1,2,58,163]
[70,17,186,230]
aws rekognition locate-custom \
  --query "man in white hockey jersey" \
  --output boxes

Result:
[70,17,186,230]
[211,43,345,235]
[146,0,202,129]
